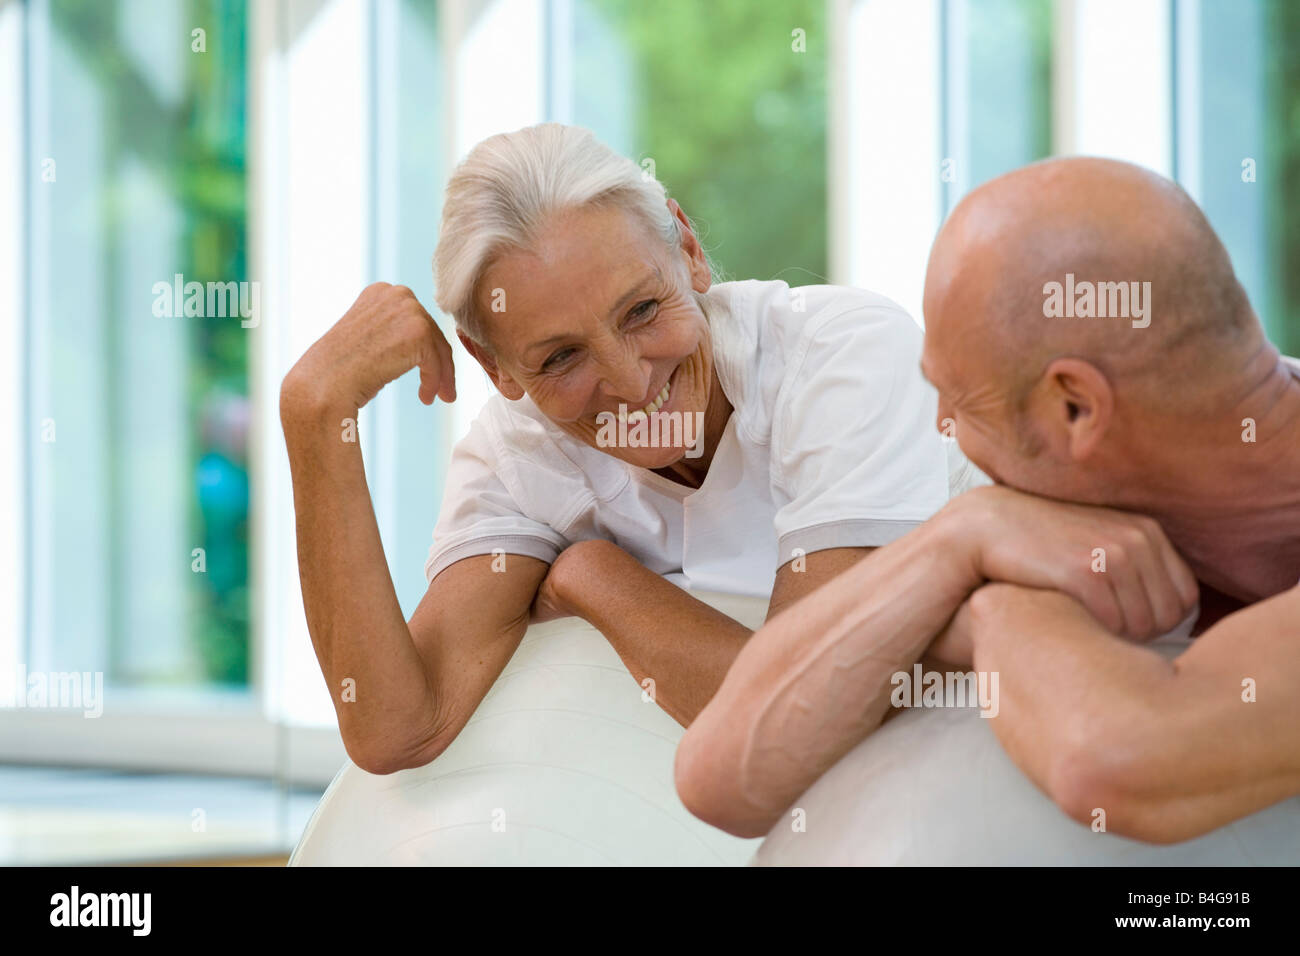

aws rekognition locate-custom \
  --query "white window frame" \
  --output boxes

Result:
[0,0,546,787]
[830,0,1176,322]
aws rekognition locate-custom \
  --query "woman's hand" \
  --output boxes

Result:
[281,282,457,417]
[945,485,1199,641]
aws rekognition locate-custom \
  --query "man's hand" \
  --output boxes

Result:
[949,485,1200,641]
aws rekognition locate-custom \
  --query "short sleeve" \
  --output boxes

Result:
[424,413,570,584]
[771,302,951,561]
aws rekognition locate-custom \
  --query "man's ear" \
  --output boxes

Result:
[666,198,711,293]
[458,332,525,400]
[1035,357,1114,461]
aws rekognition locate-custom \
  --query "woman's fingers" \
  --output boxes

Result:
[417,363,440,405]
[434,325,457,402]
[411,301,457,405]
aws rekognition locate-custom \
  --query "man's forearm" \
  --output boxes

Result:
[967,583,1300,843]
[675,510,984,838]
[556,542,753,727]
[964,584,1173,820]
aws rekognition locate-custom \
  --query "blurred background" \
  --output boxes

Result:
[1,0,1296,864]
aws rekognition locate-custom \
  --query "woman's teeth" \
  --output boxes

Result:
[622,380,671,423]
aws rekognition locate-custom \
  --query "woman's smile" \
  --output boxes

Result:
[616,367,676,423]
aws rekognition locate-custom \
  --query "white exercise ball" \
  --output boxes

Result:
[753,636,1300,866]
[289,591,769,866]
[292,592,1298,866]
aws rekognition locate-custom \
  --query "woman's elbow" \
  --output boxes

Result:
[347,730,449,777]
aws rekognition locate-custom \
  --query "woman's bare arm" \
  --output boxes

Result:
[541,542,873,729]
[281,384,547,774]
[280,281,550,774]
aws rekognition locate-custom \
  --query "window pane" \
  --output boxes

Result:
[374,0,450,618]
[28,0,250,690]
[1183,0,1297,354]
[568,0,828,285]
[947,0,1053,205]
[962,0,1053,186]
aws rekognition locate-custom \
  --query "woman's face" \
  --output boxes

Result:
[466,200,716,470]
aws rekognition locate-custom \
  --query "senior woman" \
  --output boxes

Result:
[279,122,981,775]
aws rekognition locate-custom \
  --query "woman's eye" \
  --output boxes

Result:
[543,348,576,372]
[626,299,658,325]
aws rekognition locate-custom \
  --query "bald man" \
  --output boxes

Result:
[674,157,1300,845]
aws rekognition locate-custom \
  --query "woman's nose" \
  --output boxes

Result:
[599,357,653,405]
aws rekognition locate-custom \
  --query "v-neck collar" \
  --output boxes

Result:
[626,413,739,500]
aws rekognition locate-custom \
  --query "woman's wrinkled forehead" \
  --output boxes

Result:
[473,206,681,356]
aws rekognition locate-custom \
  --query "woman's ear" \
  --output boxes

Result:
[458,332,525,400]
[666,198,711,293]
[1036,357,1114,462]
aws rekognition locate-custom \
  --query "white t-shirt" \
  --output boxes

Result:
[424,279,988,598]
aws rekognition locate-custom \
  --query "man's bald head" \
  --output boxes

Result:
[923,156,1257,415]
[920,156,1274,504]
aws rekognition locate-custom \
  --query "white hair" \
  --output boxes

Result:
[433,122,715,348]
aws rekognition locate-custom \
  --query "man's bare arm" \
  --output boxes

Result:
[673,511,982,838]
[965,582,1300,843]
[672,487,1199,839]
